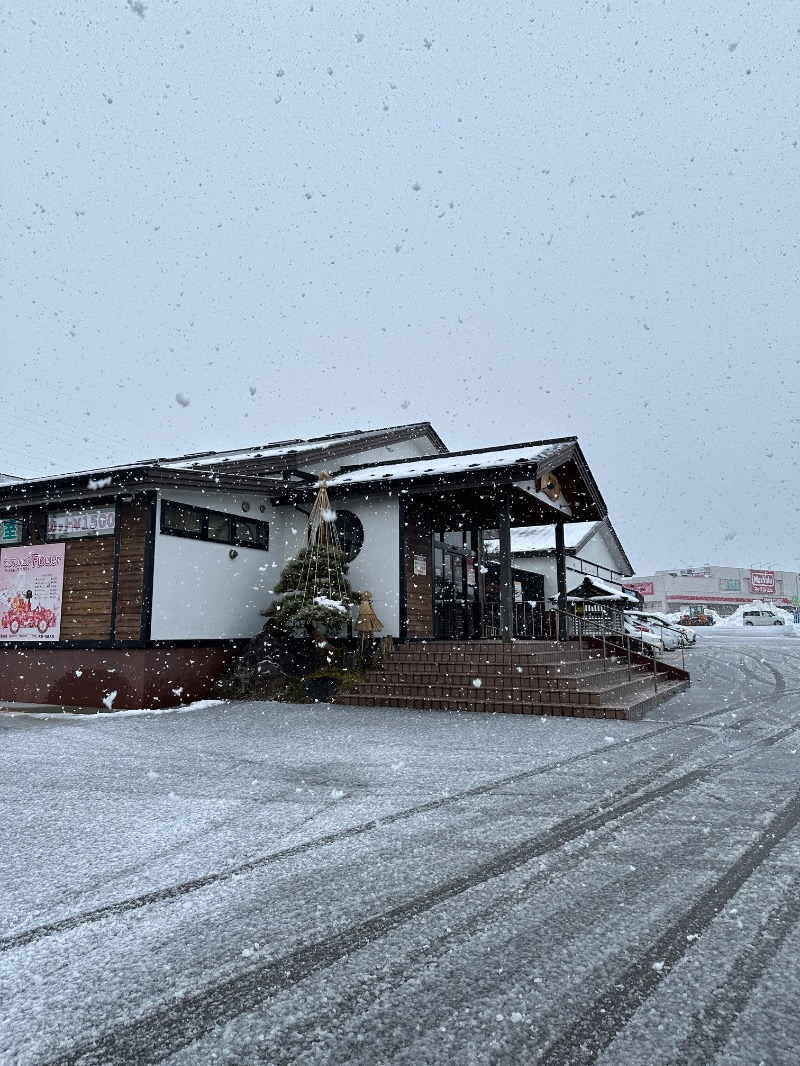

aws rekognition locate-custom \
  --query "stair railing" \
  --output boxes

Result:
[549,607,686,694]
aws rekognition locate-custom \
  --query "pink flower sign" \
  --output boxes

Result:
[0,543,65,641]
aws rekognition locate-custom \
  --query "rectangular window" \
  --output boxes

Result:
[206,513,232,542]
[719,578,741,591]
[233,518,267,548]
[160,501,268,550]
[161,503,203,537]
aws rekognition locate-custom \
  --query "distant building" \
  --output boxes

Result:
[625,566,800,616]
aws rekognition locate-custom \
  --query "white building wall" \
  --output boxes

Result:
[331,494,401,637]
[150,487,403,640]
[510,527,627,604]
[151,488,287,641]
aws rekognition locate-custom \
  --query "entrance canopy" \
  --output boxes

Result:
[562,576,640,606]
[276,436,608,527]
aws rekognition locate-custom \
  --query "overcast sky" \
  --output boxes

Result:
[2,1,798,573]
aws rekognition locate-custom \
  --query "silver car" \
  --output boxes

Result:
[743,609,785,626]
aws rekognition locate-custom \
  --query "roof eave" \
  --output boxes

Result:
[0,467,288,507]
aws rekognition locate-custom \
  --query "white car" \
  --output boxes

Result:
[742,609,786,627]
[627,610,695,647]
[623,618,664,655]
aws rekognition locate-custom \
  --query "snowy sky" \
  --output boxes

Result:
[2,1,798,573]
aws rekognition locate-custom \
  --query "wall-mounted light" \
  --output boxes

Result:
[229,549,238,559]
[120,495,134,503]
[241,501,251,512]
[259,504,266,513]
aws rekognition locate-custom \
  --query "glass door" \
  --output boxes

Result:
[433,535,477,639]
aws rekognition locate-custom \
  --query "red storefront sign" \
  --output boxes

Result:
[750,570,775,595]
[624,581,654,597]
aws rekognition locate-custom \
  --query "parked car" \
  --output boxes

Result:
[1,602,58,635]
[623,617,664,655]
[626,610,695,647]
[742,609,786,626]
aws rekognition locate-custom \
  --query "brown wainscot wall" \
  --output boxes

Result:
[403,498,434,638]
[0,645,244,710]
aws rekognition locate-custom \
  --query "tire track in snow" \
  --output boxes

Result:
[34,721,800,1066]
[534,793,800,1066]
[673,875,800,1066]
[2,678,792,956]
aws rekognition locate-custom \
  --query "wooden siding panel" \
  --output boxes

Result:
[60,538,115,641]
[114,501,149,641]
[404,501,433,638]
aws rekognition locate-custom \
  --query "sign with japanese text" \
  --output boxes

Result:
[0,517,22,546]
[0,543,65,641]
[624,581,654,597]
[750,570,775,595]
[47,507,116,540]
[413,554,427,576]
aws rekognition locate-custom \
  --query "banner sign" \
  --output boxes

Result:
[47,507,116,540]
[750,570,775,595]
[624,581,654,597]
[719,578,741,591]
[0,544,65,641]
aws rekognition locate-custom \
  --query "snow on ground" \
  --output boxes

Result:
[709,601,796,627]
[1,632,799,1065]
[668,600,798,629]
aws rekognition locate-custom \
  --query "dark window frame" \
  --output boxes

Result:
[160,501,269,551]
[335,509,364,562]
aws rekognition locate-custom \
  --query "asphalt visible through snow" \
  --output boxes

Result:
[1,630,799,1065]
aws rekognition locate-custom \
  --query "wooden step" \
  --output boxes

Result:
[334,639,690,722]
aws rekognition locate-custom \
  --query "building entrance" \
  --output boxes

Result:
[433,535,479,640]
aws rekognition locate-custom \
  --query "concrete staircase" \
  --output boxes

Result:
[338,640,690,721]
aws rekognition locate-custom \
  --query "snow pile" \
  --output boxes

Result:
[666,601,797,628]
[711,601,795,628]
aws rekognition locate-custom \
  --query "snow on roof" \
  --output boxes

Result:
[325,441,569,487]
[566,576,639,603]
[0,423,445,488]
[484,521,598,554]
[161,429,386,470]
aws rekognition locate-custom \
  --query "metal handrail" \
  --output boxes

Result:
[549,607,687,695]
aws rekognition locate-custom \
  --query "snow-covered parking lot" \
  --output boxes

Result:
[2,629,799,1065]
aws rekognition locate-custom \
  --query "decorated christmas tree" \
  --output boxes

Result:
[262,474,360,637]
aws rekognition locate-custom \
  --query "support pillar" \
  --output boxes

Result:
[555,519,568,641]
[499,487,513,643]
[398,498,408,643]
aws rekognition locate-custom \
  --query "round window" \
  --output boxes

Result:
[335,510,364,562]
